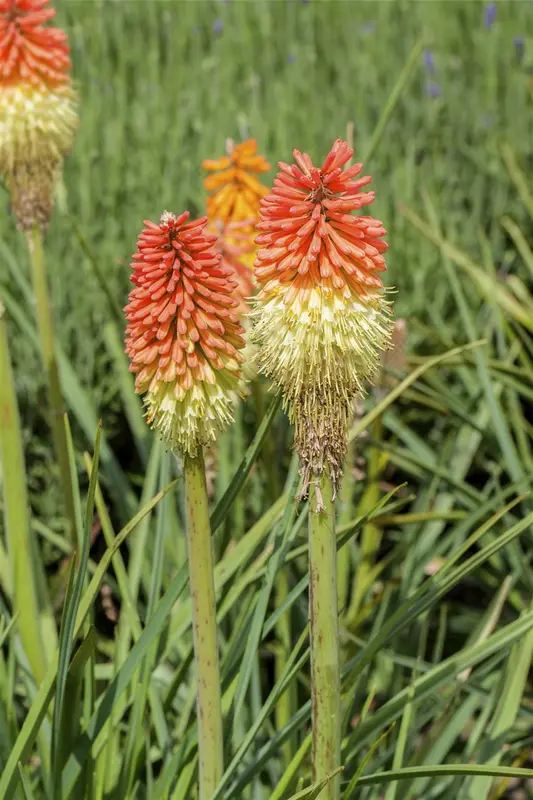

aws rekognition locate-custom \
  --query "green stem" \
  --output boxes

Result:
[183,450,224,799]
[0,303,47,687]
[27,226,77,545]
[309,471,341,799]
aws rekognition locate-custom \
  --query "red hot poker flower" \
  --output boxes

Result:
[124,211,246,454]
[254,138,387,298]
[251,139,393,498]
[0,0,78,228]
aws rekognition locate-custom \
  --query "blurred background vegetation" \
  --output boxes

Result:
[3,1,533,798]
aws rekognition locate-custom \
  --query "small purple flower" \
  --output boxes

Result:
[361,21,376,34]
[287,54,296,64]
[423,48,435,73]
[425,80,441,98]
[484,3,497,30]
[514,36,525,61]
[212,18,223,34]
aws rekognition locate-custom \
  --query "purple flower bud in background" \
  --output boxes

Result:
[514,36,525,62]
[212,18,223,34]
[484,3,497,30]
[423,48,435,73]
[287,54,296,64]
[425,80,442,98]
[361,21,376,34]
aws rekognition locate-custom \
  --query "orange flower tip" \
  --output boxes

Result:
[124,211,247,455]
[250,138,394,494]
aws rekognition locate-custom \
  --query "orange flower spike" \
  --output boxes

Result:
[124,211,246,455]
[202,138,271,225]
[251,139,393,497]
[0,0,78,229]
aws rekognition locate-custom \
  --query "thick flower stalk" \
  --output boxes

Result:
[251,138,393,500]
[0,0,78,229]
[124,211,245,455]
[252,138,393,800]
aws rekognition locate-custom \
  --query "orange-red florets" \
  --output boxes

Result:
[124,212,246,452]
[254,138,388,302]
[0,0,71,89]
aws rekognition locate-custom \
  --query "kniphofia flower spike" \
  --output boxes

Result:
[251,139,393,501]
[202,138,271,225]
[0,0,78,228]
[124,211,246,455]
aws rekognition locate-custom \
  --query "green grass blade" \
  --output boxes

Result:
[363,36,424,163]
[231,458,300,744]
[60,564,189,796]
[51,421,101,794]
[0,303,48,688]
[344,608,533,763]
[210,392,282,533]
[354,764,533,789]
[285,768,344,800]
[0,481,175,800]
[349,341,486,443]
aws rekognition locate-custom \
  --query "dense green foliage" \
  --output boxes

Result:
[2,1,533,798]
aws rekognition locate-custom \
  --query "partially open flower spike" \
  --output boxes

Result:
[251,139,394,800]
[251,138,393,501]
[124,210,246,456]
[125,210,247,797]
[0,0,78,229]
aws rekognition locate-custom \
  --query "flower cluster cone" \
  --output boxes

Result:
[251,139,393,499]
[0,0,78,228]
[203,138,270,226]
[124,211,245,455]
[203,139,271,310]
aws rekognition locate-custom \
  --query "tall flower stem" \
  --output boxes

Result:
[309,471,341,799]
[183,450,224,798]
[27,226,77,545]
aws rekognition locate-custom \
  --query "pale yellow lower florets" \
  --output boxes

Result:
[0,84,78,171]
[144,364,243,456]
[251,282,392,405]
[250,282,393,493]
[0,84,78,228]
